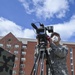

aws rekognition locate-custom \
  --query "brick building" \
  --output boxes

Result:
[0,32,75,75]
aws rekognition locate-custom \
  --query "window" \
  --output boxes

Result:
[70,53,73,58]
[71,63,73,65]
[21,58,26,61]
[8,38,12,42]
[70,57,73,59]
[70,51,72,54]
[14,51,18,54]
[7,44,11,48]
[70,48,73,52]
[13,70,16,74]
[0,44,3,47]
[22,52,26,55]
[20,71,25,74]
[70,59,73,63]
[70,48,73,59]
[70,48,74,75]
[15,57,18,61]
[71,70,74,75]
[71,65,74,69]
[15,45,19,48]
[20,64,25,68]
[22,45,27,49]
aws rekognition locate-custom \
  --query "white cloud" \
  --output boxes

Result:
[0,15,75,42]
[51,15,75,41]
[23,29,36,38]
[19,0,69,19]
[0,17,35,38]
[19,0,34,14]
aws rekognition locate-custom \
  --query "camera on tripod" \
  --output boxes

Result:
[31,23,53,45]
[31,23,54,75]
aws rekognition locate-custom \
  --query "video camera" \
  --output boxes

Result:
[31,23,53,45]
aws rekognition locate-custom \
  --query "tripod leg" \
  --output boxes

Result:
[30,51,41,75]
[40,51,45,75]
[34,52,41,75]
[30,53,39,75]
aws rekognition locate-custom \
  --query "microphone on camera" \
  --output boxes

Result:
[31,23,38,30]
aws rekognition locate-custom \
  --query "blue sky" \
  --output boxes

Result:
[0,0,75,42]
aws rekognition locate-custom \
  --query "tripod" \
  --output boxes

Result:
[30,43,54,75]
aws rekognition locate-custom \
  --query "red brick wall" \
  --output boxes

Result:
[25,42,36,75]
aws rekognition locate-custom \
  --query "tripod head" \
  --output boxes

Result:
[31,23,53,46]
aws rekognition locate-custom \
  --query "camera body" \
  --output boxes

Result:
[31,23,53,45]
[37,24,53,35]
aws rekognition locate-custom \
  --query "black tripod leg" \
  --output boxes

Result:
[40,51,45,75]
[34,52,41,75]
[30,53,39,75]
[30,51,41,75]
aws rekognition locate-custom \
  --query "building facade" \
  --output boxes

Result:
[0,32,75,75]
